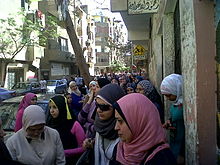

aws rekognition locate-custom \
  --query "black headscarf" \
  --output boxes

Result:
[46,95,77,149]
[94,84,125,140]
[97,78,110,88]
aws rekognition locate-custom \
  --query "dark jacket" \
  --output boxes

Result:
[143,148,177,165]
[0,140,24,165]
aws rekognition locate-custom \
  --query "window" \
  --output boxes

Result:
[58,37,68,52]
[21,0,29,10]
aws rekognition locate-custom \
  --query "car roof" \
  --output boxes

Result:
[47,80,60,82]
[2,93,60,103]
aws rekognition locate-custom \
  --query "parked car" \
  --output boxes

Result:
[0,88,16,103]
[11,82,41,95]
[46,80,67,94]
[0,93,56,141]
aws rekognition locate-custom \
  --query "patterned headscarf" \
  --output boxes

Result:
[138,80,154,96]
[116,93,169,164]
[160,74,183,105]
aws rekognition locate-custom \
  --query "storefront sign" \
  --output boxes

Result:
[128,0,160,15]
[133,44,146,60]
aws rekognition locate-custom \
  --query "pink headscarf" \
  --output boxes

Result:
[116,93,169,164]
[15,93,37,132]
[18,93,37,112]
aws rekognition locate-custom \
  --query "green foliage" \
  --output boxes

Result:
[110,60,129,72]
[0,9,58,60]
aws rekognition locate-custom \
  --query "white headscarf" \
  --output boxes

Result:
[68,81,81,96]
[22,105,46,131]
[160,74,183,105]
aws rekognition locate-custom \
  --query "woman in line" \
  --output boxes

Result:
[126,83,136,94]
[68,81,84,118]
[6,105,65,165]
[160,74,185,163]
[78,78,110,138]
[114,93,176,165]
[82,84,125,165]
[136,80,164,123]
[64,92,75,118]
[83,80,98,106]
[15,93,37,132]
[46,95,85,164]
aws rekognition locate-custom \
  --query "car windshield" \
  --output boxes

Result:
[0,103,18,130]
[0,102,49,131]
[47,81,56,86]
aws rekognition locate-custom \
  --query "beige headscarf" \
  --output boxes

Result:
[68,81,81,96]
[22,105,46,131]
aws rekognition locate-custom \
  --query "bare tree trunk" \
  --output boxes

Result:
[65,10,91,86]
[2,62,9,87]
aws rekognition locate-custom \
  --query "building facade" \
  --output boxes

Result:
[111,0,217,164]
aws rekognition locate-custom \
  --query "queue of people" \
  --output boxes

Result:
[0,73,185,165]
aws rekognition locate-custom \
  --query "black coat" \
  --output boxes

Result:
[0,140,24,165]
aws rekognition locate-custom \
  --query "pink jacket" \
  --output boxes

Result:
[64,121,86,157]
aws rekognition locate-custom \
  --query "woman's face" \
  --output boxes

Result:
[49,101,59,118]
[115,111,133,143]
[126,87,134,94]
[111,79,118,84]
[70,83,77,91]
[66,94,72,104]
[119,77,126,85]
[136,84,144,94]
[30,96,37,105]
[95,84,101,93]
[96,97,113,121]
[26,123,45,139]
[89,84,97,92]
[163,93,177,101]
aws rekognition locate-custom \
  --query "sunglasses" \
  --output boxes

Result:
[95,102,111,111]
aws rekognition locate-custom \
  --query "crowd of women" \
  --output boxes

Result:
[0,73,185,165]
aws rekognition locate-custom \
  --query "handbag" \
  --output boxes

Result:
[76,148,94,165]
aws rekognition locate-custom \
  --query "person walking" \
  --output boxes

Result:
[160,73,185,164]
[114,93,176,165]
[6,105,66,165]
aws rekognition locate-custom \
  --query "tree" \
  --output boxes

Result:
[0,10,57,86]
[64,10,91,86]
[110,60,130,73]
[54,0,91,86]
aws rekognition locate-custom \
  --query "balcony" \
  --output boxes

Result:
[38,0,59,18]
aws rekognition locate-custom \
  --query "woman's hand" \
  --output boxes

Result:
[83,138,94,150]
[87,90,95,104]
[163,120,176,130]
